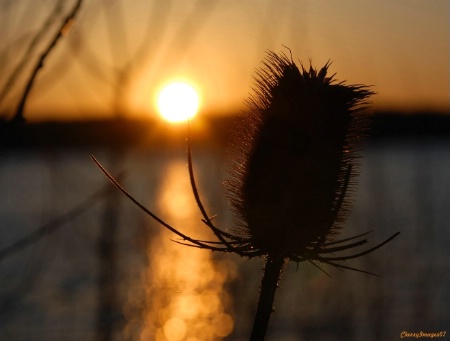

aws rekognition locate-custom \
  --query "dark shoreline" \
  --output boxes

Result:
[1,111,449,150]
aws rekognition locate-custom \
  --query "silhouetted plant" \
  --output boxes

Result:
[12,0,84,124]
[92,49,399,340]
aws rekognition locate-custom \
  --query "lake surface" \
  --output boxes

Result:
[1,137,449,340]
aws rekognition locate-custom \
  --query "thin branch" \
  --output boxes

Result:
[0,0,64,104]
[12,0,84,123]
[318,232,400,262]
[321,231,373,246]
[307,260,331,277]
[320,260,381,277]
[91,155,220,250]
[250,256,285,341]
[0,183,109,262]
[316,239,368,254]
[186,122,240,244]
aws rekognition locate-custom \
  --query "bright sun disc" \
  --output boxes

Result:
[157,82,200,123]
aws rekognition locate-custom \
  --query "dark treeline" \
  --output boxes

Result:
[1,111,449,150]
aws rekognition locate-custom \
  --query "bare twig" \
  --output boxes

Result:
[0,1,64,105]
[12,0,84,124]
[250,256,285,341]
[0,183,110,262]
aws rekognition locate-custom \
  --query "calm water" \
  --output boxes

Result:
[1,138,449,340]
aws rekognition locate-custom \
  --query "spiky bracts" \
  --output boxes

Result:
[226,50,382,262]
[93,49,399,273]
[92,49,400,341]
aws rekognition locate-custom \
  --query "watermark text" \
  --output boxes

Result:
[400,331,447,339]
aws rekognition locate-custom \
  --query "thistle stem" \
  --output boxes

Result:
[250,255,285,341]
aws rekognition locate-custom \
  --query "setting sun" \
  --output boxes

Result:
[157,82,200,123]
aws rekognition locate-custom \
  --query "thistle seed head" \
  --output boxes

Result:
[226,50,375,259]
[93,48,398,273]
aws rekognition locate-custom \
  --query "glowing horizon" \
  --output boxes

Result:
[0,1,448,122]
[156,81,200,123]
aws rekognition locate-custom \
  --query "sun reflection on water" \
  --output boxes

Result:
[139,161,235,340]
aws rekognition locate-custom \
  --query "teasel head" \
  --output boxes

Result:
[92,49,399,274]
[224,50,398,269]
[91,48,400,341]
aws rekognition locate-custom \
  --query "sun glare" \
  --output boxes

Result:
[135,162,235,340]
[157,82,200,123]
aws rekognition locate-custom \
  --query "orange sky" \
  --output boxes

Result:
[0,0,448,122]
